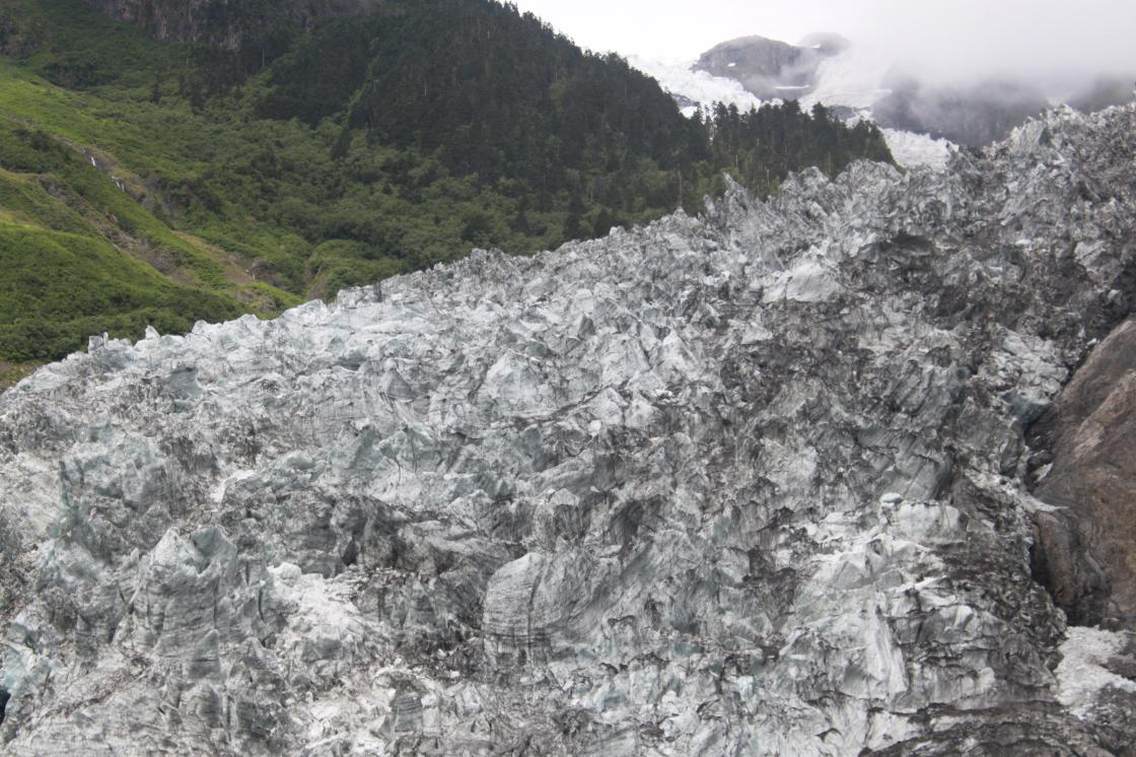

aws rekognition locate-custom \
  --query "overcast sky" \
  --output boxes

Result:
[511,0,1136,86]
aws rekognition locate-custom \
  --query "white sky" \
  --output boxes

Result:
[511,0,1136,86]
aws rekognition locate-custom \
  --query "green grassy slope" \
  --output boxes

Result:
[0,72,301,384]
[0,0,893,388]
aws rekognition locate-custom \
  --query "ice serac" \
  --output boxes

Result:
[1,105,1136,754]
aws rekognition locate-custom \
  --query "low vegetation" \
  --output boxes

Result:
[0,0,894,386]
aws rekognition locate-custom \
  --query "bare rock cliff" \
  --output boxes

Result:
[1029,319,1136,627]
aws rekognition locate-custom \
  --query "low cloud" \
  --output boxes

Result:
[844,0,1136,94]
[514,0,1136,97]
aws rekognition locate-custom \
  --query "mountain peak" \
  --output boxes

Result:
[693,32,841,99]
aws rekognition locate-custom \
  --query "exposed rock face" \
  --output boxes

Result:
[1029,319,1136,626]
[80,0,385,48]
[2,106,1136,754]
[693,35,840,99]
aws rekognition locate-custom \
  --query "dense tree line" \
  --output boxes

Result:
[250,0,892,234]
[0,0,893,371]
[707,101,894,195]
[256,0,703,213]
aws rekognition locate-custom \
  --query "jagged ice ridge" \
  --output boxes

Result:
[1,105,1135,755]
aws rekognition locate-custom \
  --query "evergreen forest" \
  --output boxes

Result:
[0,0,893,386]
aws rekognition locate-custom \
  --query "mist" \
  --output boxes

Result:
[844,0,1136,95]
[513,0,1136,96]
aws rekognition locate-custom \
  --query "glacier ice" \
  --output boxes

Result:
[1,106,1135,754]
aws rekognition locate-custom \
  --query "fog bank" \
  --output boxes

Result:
[513,0,1136,95]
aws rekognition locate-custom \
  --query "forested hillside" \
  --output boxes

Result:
[0,0,893,386]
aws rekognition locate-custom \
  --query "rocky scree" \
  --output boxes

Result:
[0,105,1135,754]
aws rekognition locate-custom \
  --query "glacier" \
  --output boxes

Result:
[1,105,1135,754]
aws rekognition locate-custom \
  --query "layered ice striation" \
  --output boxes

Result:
[1,105,1136,754]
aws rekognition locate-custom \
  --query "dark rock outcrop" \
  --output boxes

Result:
[1029,320,1136,627]
[693,34,842,99]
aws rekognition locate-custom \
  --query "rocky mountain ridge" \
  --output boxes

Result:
[692,34,845,99]
[672,31,1134,150]
[1,104,1135,754]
